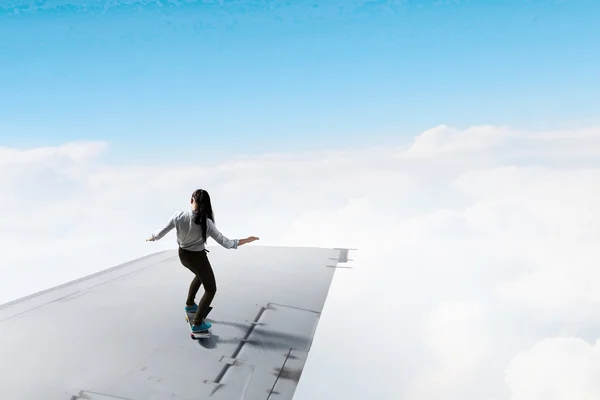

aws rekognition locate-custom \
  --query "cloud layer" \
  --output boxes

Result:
[1,124,600,399]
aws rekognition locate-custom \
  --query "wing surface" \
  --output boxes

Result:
[0,245,349,400]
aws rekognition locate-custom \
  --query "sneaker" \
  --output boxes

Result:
[185,303,198,313]
[192,321,212,332]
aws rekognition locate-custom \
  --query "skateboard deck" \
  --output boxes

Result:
[185,306,213,340]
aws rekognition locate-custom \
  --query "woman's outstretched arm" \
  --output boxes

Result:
[146,212,180,241]
[206,218,259,248]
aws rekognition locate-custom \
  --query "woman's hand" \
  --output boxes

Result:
[238,236,260,246]
[146,235,156,242]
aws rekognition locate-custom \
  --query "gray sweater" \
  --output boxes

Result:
[152,209,239,251]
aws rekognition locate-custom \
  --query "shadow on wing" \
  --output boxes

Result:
[196,319,311,351]
[207,319,311,343]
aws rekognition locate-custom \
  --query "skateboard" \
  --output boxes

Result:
[185,306,213,340]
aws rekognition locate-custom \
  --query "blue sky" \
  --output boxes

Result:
[1,0,599,162]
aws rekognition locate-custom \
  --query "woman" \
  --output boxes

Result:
[146,188,259,333]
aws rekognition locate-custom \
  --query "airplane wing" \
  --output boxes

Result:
[0,245,351,400]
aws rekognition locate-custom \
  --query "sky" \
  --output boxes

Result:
[1,0,600,399]
[1,0,600,159]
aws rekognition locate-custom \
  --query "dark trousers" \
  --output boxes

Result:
[178,247,216,326]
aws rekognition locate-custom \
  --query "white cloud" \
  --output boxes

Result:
[505,337,600,400]
[427,302,487,383]
[408,301,489,400]
[1,124,600,399]
[0,141,107,165]
[398,124,515,159]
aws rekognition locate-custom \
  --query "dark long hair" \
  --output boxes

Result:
[192,189,214,241]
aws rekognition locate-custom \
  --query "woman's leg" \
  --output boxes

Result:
[191,251,216,326]
[186,276,202,306]
[178,248,203,307]
[178,248,216,326]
